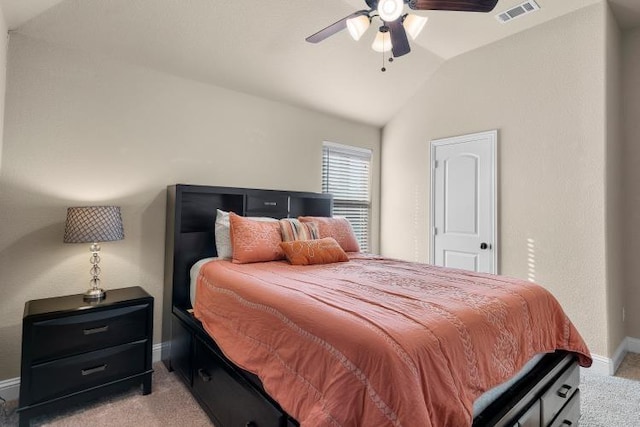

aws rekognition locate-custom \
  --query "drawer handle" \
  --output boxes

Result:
[83,325,109,335]
[263,201,277,206]
[246,423,257,427]
[197,368,212,382]
[81,364,107,376]
[557,384,572,398]
[560,421,573,426]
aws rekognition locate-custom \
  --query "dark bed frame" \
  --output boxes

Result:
[162,184,581,427]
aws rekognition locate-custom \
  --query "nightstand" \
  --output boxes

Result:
[17,286,154,427]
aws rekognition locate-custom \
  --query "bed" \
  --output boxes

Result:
[162,184,591,427]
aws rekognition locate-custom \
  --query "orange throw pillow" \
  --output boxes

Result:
[229,212,284,264]
[298,216,360,252]
[279,237,349,266]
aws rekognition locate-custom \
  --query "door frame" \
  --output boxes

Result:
[429,129,498,273]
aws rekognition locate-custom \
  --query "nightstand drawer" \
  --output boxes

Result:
[30,304,149,361]
[29,340,147,404]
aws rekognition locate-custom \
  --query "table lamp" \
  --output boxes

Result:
[64,206,124,300]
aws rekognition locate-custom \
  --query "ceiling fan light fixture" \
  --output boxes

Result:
[305,0,499,68]
[371,28,392,53]
[378,0,404,22]
[347,14,370,41]
[403,14,428,40]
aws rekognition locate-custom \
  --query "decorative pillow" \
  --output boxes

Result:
[298,216,360,252]
[229,212,284,264]
[215,209,277,259]
[279,218,319,242]
[279,237,349,266]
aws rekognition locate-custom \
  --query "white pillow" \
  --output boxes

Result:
[214,209,277,259]
[215,209,233,259]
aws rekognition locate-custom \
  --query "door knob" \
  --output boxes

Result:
[480,242,491,250]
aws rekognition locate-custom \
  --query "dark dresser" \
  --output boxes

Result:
[17,286,154,426]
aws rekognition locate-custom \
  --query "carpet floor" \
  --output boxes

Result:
[2,353,639,426]
[580,354,640,427]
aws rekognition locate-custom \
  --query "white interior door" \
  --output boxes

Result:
[430,130,497,273]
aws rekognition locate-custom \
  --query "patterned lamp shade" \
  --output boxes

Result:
[64,206,124,243]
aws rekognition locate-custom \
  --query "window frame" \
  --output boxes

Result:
[322,141,373,252]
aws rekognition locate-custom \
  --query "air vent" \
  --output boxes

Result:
[496,0,540,24]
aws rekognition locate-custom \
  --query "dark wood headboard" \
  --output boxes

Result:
[162,184,332,345]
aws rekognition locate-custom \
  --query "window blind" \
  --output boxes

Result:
[322,143,372,252]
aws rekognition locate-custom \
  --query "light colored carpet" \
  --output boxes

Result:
[2,354,639,426]
[580,368,640,426]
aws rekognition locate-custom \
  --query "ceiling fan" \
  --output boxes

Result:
[306,0,499,60]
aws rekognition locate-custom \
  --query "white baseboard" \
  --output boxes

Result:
[626,336,640,353]
[588,353,614,375]
[611,337,629,374]
[0,343,166,403]
[152,342,168,363]
[0,376,20,403]
[585,336,640,376]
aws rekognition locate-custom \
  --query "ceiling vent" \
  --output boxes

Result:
[496,0,540,24]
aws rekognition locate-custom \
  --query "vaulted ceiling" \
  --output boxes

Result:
[1,0,638,126]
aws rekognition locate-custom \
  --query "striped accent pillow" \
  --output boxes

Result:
[279,219,319,242]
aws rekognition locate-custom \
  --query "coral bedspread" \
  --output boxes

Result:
[194,254,591,427]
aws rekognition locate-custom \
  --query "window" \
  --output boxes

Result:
[322,142,372,252]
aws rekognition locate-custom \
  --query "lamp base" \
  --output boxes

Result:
[83,287,106,301]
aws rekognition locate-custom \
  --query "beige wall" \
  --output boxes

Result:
[622,26,640,340]
[0,6,7,171]
[381,4,611,356]
[605,4,626,356]
[0,34,381,380]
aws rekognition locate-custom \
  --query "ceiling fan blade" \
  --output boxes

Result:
[408,0,499,13]
[306,10,370,44]
[387,20,411,57]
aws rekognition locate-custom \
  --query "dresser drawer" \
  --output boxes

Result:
[194,338,283,427]
[541,361,579,425]
[549,389,580,427]
[30,304,149,362]
[28,340,147,404]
